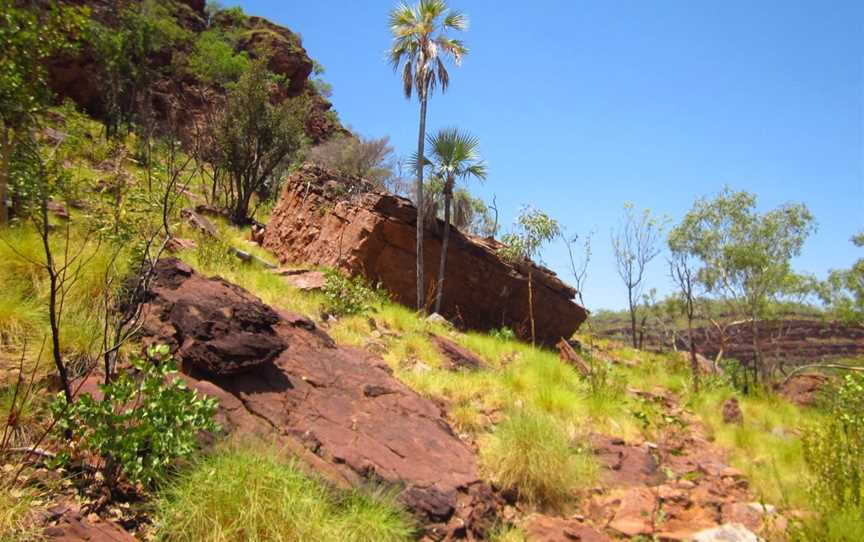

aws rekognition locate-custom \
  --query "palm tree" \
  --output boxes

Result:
[423,127,486,314]
[388,0,468,311]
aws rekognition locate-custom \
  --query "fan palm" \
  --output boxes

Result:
[423,127,487,314]
[388,0,468,311]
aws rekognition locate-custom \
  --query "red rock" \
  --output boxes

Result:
[140,259,500,537]
[275,269,327,291]
[140,259,287,375]
[777,373,830,407]
[722,397,743,424]
[524,515,611,542]
[591,434,665,488]
[180,208,218,237]
[263,166,588,345]
[44,514,136,542]
[165,237,197,253]
[605,488,657,536]
[431,335,485,370]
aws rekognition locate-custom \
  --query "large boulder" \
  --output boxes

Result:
[263,166,588,346]
[140,259,499,538]
[140,259,287,375]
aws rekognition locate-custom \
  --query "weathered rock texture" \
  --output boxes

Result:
[140,259,499,538]
[601,318,864,365]
[263,166,588,345]
[46,0,342,144]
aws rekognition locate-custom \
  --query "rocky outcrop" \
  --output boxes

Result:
[685,319,864,364]
[140,259,287,375]
[777,373,830,407]
[46,0,342,144]
[139,259,499,538]
[263,166,588,345]
[600,318,864,365]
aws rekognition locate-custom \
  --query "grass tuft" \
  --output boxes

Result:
[155,445,415,542]
[480,409,597,509]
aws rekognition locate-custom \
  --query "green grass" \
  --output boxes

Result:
[155,445,414,542]
[480,409,597,509]
[690,386,822,508]
[0,482,42,542]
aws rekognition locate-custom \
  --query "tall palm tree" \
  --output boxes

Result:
[388,0,468,311]
[424,127,487,314]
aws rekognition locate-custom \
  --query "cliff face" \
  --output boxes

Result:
[263,165,589,345]
[46,0,342,143]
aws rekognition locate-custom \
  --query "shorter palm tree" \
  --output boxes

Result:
[422,127,487,314]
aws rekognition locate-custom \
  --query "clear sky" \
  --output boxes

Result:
[236,0,863,311]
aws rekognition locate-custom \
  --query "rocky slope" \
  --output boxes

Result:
[137,258,500,539]
[263,165,589,345]
[46,0,342,144]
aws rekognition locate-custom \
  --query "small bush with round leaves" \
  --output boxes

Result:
[52,345,219,488]
[321,270,388,317]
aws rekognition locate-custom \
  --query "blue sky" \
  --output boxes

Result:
[236,0,863,311]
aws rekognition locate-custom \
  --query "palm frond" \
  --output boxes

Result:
[402,59,414,97]
[443,10,468,31]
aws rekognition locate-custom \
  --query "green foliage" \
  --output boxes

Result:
[480,409,597,508]
[322,270,388,317]
[91,0,191,135]
[387,0,469,100]
[52,345,219,487]
[213,60,308,224]
[490,327,516,341]
[802,373,864,512]
[0,1,88,128]
[155,445,414,542]
[670,187,816,318]
[186,29,250,86]
[499,206,561,263]
[819,232,864,325]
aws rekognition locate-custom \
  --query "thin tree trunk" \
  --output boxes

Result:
[628,287,638,348]
[0,129,11,226]
[529,271,536,347]
[751,315,761,385]
[40,199,72,403]
[687,310,699,392]
[415,94,428,311]
[434,183,452,315]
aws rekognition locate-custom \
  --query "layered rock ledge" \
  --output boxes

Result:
[263,165,588,346]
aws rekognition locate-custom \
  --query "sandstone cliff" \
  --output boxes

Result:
[263,165,588,345]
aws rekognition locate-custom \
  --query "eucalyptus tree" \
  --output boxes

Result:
[611,204,667,349]
[673,187,816,384]
[500,207,562,346]
[422,127,487,313]
[388,0,468,311]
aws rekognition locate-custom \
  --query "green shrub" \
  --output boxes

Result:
[155,446,414,542]
[803,373,864,511]
[187,29,250,86]
[52,345,219,487]
[322,270,387,317]
[490,327,516,341]
[480,409,596,508]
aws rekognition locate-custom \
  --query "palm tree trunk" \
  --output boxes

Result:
[415,93,428,311]
[434,182,453,314]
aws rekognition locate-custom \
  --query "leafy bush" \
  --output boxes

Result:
[322,270,387,317]
[187,29,250,86]
[802,373,864,510]
[155,446,414,542]
[489,327,516,342]
[52,345,219,487]
[480,409,596,508]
